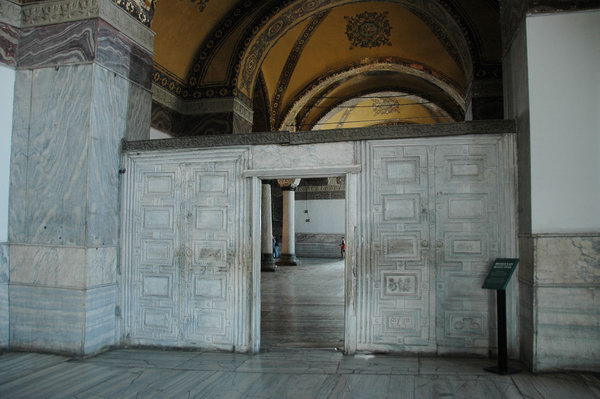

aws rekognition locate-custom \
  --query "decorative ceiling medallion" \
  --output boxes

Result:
[185,0,212,12]
[372,97,403,115]
[344,11,392,50]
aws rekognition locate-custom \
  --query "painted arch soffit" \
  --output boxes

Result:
[311,91,454,130]
[236,0,473,99]
[298,85,463,131]
[278,61,467,131]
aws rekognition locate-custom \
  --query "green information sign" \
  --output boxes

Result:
[482,258,519,290]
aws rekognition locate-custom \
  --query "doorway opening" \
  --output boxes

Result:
[259,177,347,351]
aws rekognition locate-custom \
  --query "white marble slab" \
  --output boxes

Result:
[10,244,86,289]
[535,236,600,285]
[251,142,356,170]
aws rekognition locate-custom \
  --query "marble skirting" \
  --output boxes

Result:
[296,233,344,259]
[1,244,9,350]
[9,284,116,356]
[522,234,600,372]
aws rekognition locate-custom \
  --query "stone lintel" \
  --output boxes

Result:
[124,120,517,152]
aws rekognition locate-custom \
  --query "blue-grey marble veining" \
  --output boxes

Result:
[84,285,117,354]
[87,65,127,247]
[96,20,152,89]
[0,243,8,283]
[535,236,600,285]
[86,247,117,288]
[8,70,32,244]
[18,19,96,68]
[9,284,86,354]
[0,283,7,348]
[535,285,600,372]
[0,22,18,67]
[25,65,92,246]
[125,81,151,140]
[9,245,86,288]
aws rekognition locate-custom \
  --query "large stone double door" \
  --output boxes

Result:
[360,137,512,354]
[122,149,249,350]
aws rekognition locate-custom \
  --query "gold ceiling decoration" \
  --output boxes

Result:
[344,11,392,49]
[184,0,212,12]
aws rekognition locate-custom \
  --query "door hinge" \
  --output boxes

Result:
[119,168,127,175]
[115,306,122,317]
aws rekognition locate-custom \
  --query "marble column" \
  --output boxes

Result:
[261,183,276,272]
[277,179,301,266]
[5,0,154,356]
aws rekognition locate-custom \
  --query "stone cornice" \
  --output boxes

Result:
[0,0,21,27]
[152,83,254,122]
[123,120,517,152]
[1,0,154,52]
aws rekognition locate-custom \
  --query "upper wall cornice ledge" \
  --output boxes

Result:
[0,0,154,52]
[123,120,517,153]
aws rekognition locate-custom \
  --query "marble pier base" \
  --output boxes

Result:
[277,253,299,267]
[8,245,117,355]
[521,234,600,372]
[8,20,150,354]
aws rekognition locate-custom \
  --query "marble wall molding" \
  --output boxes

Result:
[125,120,517,152]
[152,84,254,121]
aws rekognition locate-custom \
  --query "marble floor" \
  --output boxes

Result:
[0,349,599,398]
[261,257,345,350]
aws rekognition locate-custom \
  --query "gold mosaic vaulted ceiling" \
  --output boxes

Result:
[150,0,502,131]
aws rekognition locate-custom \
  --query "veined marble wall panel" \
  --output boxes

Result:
[122,148,251,351]
[0,244,7,284]
[535,286,600,372]
[20,65,92,246]
[125,80,151,141]
[251,142,355,170]
[88,64,127,247]
[532,234,600,371]
[0,243,7,348]
[84,285,117,354]
[86,247,117,288]
[10,245,86,289]
[96,20,152,89]
[0,22,18,67]
[9,285,86,354]
[534,236,600,285]
[7,245,115,289]
[7,69,32,244]
[0,64,15,245]
[18,20,96,69]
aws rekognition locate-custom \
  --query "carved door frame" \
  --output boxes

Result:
[244,165,361,354]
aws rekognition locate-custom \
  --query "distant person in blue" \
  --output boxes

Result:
[272,235,280,258]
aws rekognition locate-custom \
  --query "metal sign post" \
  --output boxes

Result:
[482,258,521,375]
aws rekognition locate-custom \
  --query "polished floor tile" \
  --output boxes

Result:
[261,258,345,350]
[1,350,599,398]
